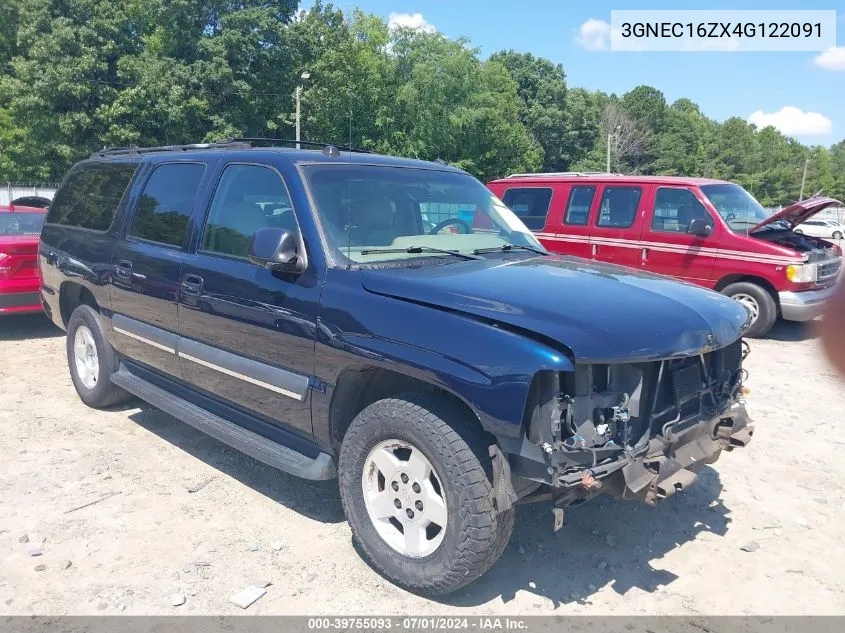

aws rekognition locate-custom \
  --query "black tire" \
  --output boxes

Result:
[794,229,804,234]
[66,304,131,408]
[338,393,515,595]
[833,231,843,240]
[721,282,777,338]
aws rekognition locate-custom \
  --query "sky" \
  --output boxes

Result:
[303,0,845,147]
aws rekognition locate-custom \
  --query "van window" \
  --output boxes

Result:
[651,188,711,233]
[129,163,205,247]
[47,161,138,231]
[596,186,641,228]
[202,164,296,259]
[564,186,596,225]
[501,188,552,230]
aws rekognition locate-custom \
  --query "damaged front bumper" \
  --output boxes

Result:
[494,340,754,512]
[600,403,753,505]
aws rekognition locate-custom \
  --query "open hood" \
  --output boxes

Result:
[751,196,842,232]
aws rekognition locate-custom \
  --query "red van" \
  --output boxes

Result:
[487,173,842,337]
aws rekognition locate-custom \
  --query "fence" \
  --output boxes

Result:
[1,183,58,206]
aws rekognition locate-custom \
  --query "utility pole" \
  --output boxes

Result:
[606,125,622,173]
[799,156,811,201]
[295,71,311,149]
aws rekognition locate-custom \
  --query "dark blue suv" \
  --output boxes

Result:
[39,141,753,595]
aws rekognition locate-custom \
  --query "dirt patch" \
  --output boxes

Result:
[1,315,843,614]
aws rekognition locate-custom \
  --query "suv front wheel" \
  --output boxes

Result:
[338,393,514,595]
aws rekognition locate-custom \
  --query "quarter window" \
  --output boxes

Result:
[129,163,205,247]
[501,188,552,230]
[47,161,138,231]
[652,188,711,233]
[596,186,642,229]
[564,186,596,225]
[201,164,296,259]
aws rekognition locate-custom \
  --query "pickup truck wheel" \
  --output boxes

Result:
[721,282,777,338]
[67,305,131,408]
[338,393,514,595]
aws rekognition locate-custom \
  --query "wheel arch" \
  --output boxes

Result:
[327,366,484,453]
[59,281,100,327]
[714,274,780,312]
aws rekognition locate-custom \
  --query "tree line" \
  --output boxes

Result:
[1,0,844,206]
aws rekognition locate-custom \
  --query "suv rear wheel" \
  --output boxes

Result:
[721,282,777,338]
[67,305,131,408]
[338,393,514,595]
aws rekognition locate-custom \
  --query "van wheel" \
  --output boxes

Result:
[721,282,777,338]
[67,305,131,408]
[338,393,514,595]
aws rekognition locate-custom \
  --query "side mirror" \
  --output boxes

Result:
[248,227,306,274]
[687,218,713,238]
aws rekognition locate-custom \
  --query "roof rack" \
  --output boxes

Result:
[505,171,624,178]
[226,138,373,154]
[91,141,251,158]
[91,138,373,159]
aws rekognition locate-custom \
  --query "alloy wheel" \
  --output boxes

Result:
[73,325,100,389]
[361,439,448,558]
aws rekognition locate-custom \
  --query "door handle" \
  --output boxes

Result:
[115,260,133,279]
[181,274,203,296]
[592,244,598,257]
[641,248,648,262]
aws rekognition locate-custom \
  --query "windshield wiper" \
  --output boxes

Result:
[473,244,549,255]
[359,246,483,260]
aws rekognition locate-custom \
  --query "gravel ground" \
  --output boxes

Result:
[1,313,844,615]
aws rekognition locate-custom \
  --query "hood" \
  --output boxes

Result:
[751,196,842,232]
[361,255,750,363]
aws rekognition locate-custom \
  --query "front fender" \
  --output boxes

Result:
[314,269,574,440]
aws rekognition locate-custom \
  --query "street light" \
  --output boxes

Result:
[295,71,311,149]
[606,124,622,173]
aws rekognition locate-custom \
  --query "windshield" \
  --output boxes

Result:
[700,184,775,231]
[301,164,544,263]
[0,212,47,236]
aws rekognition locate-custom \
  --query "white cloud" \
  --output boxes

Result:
[576,18,611,51]
[388,12,436,33]
[747,107,832,137]
[814,47,845,71]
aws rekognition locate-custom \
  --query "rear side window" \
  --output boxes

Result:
[501,187,552,230]
[651,188,711,233]
[47,161,138,230]
[596,186,642,228]
[564,186,596,225]
[129,163,206,247]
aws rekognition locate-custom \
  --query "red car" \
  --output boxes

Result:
[487,173,842,337]
[0,204,48,315]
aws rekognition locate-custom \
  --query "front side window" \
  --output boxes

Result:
[564,186,596,226]
[651,188,712,233]
[301,165,544,264]
[700,183,771,232]
[201,164,296,259]
[47,161,138,231]
[129,163,205,247]
[501,187,552,230]
[596,186,642,228]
